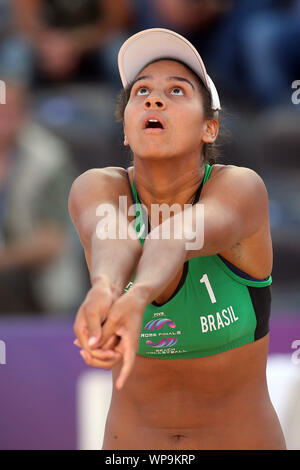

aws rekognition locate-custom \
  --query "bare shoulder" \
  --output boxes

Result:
[70,166,128,192]
[204,164,268,202]
[200,163,270,242]
[206,165,272,277]
[68,166,130,222]
[210,163,267,185]
[69,166,130,200]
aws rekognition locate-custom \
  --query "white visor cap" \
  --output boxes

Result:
[118,28,221,112]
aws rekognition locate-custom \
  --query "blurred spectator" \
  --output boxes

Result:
[131,0,232,31]
[240,0,300,109]
[0,1,33,83]
[0,79,88,314]
[8,0,132,88]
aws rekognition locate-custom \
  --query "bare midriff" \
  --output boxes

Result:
[102,335,286,450]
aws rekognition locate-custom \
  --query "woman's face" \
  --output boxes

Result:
[123,59,216,161]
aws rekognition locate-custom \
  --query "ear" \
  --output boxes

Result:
[202,119,219,144]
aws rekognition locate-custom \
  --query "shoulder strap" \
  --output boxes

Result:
[131,178,139,205]
[203,163,213,185]
[193,164,213,204]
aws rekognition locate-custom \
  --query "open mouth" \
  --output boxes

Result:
[144,118,164,130]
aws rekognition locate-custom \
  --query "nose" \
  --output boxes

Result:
[144,93,166,110]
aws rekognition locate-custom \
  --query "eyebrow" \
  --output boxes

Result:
[132,75,195,90]
[167,76,195,90]
[132,75,151,86]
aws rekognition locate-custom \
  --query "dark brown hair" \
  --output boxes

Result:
[115,58,221,164]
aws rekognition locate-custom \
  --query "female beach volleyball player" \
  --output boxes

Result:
[69,28,286,450]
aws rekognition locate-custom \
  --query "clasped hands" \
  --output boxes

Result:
[73,275,146,390]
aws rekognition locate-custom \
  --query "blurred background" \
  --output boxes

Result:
[0,0,299,450]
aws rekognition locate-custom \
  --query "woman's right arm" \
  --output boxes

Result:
[68,167,142,357]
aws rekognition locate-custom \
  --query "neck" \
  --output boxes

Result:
[132,154,206,210]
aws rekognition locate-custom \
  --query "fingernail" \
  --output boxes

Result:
[88,336,98,347]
